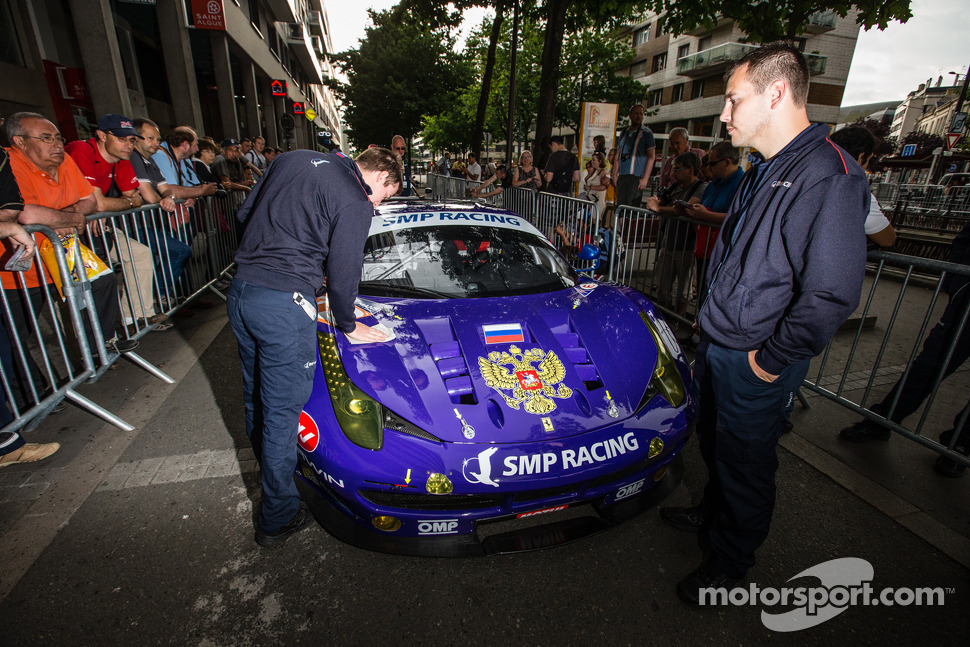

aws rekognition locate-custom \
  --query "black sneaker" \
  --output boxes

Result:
[677,564,746,606]
[660,505,706,532]
[255,502,314,548]
[839,419,890,442]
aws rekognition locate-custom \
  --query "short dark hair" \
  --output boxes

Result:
[550,135,564,145]
[240,137,252,143]
[731,42,810,107]
[673,152,701,175]
[355,147,404,187]
[829,126,875,162]
[196,138,217,155]
[709,141,740,165]
[133,118,158,134]
[166,126,196,149]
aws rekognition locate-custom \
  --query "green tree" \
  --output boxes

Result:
[531,1,646,161]
[326,9,472,150]
[394,0,512,159]
[554,24,646,137]
[649,0,913,44]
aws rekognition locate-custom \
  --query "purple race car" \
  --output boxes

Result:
[295,201,696,556]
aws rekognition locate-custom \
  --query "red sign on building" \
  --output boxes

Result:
[271,80,287,96]
[292,102,306,115]
[190,0,226,31]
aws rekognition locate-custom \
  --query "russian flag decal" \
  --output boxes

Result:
[483,323,525,344]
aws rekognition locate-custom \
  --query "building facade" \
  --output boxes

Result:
[618,10,863,158]
[890,77,964,142]
[0,0,342,150]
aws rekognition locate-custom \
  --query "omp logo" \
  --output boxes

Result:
[698,558,951,631]
[771,181,793,188]
[614,478,645,501]
[417,520,458,535]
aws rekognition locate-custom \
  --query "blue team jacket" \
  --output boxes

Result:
[698,123,870,375]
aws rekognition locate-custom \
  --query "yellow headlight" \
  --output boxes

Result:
[640,312,686,408]
[648,437,664,458]
[318,332,384,450]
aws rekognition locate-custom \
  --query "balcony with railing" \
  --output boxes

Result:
[676,42,827,77]
[805,10,837,34]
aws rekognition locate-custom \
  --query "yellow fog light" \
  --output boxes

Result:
[653,465,669,481]
[372,516,402,532]
[426,472,454,495]
[648,437,664,458]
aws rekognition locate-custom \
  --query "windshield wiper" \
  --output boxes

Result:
[358,281,454,299]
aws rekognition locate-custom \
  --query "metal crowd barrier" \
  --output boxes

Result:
[805,251,970,467]
[535,192,600,262]
[891,184,970,236]
[81,195,241,342]
[428,173,472,200]
[500,186,538,221]
[609,206,715,324]
[1,225,135,434]
[0,194,242,436]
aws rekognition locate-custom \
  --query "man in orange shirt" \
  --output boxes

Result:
[3,112,134,381]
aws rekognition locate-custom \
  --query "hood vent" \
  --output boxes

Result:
[417,318,477,405]
[554,328,602,391]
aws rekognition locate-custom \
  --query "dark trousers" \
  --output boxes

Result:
[615,175,642,208]
[695,341,809,578]
[872,288,970,427]
[227,280,318,532]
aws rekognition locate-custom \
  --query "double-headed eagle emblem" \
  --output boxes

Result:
[478,346,572,415]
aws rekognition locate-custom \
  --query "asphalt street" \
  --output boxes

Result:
[0,304,967,646]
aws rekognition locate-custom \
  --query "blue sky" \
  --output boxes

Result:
[327,1,968,108]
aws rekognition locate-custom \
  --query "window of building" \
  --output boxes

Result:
[691,79,705,99]
[670,84,684,103]
[652,52,667,73]
[677,44,690,60]
[250,0,262,37]
[630,60,648,77]
[698,36,711,52]
[655,20,665,38]
[634,27,650,46]
[0,1,25,66]
[649,89,663,107]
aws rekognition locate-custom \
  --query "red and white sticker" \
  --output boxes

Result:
[298,411,320,452]
[517,504,568,519]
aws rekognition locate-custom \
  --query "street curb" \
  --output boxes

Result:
[780,432,970,569]
[0,316,230,601]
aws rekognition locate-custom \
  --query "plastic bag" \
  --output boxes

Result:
[38,233,113,298]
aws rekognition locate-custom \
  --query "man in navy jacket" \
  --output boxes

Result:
[228,148,401,547]
[660,44,870,604]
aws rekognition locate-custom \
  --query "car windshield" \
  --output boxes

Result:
[360,224,579,298]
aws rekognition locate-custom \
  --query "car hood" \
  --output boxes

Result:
[325,284,664,444]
